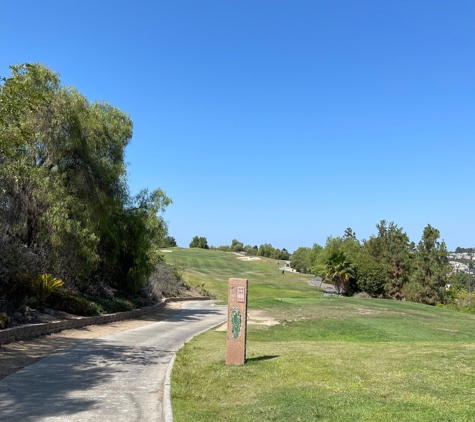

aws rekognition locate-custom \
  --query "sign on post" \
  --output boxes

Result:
[226,278,248,365]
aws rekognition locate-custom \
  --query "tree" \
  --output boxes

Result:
[114,188,172,293]
[354,256,387,297]
[455,247,475,253]
[310,263,327,280]
[257,243,273,258]
[278,248,290,260]
[364,221,414,299]
[406,225,450,304]
[161,236,177,248]
[189,236,209,249]
[344,227,357,241]
[290,247,311,272]
[326,250,355,295]
[244,245,257,256]
[231,239,244,252]
[0,63,171,300]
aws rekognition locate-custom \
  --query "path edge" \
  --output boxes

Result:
[0,296,211,346]
[163,303,227,422]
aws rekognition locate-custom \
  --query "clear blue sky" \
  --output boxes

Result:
[1,1,474,252]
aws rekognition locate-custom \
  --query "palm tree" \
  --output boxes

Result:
[326,250,355,295]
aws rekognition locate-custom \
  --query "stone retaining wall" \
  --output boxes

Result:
[0,296,210,346]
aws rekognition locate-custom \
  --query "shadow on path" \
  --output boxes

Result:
[0,302,227,421]
[0,340,171,421]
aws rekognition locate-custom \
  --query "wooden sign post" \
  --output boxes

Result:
[226,278,248,365]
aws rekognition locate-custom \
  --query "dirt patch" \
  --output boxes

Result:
[236,256,261,261]
[215,309,278,331]
[0,302,182,381]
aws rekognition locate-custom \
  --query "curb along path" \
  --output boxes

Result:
[0,296,211,346]
[0,300,227,422]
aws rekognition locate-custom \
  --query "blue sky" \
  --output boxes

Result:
[1,1,474,252]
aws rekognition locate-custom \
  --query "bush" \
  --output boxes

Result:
[438,302,475,315]
[47,291,99,316]
[161,236,177,247]
[30,273,64,302]
[189,236,209,249]
[355,259,387,297]
[0,312,10,329]
[142,263,184,299]
[84,295,135,313]
[402,281,443,305]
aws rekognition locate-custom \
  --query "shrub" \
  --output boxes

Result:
[403,280,444,305]
[195,283,210,296]
[0,312,10,329]
[142,263,184,299]
[355,259,387,297]
[47,291,99,316]
[83,296,135,313]
[30,273,64,302]
[189,236,209,249]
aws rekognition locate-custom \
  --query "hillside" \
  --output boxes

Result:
[163,247,317,302]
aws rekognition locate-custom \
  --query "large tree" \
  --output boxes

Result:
[406,225,450,304]
[364,220,414,299]
[0,63,170,299]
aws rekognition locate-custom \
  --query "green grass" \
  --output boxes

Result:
[163,247,317,302]
[168,248,475,421]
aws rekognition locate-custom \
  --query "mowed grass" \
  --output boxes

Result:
[163,247,318,302]
[168,248,475,421]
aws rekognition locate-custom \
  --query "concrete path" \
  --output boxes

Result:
[0,301,227,422]
[308,277,338,296]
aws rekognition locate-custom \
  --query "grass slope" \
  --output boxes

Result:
[166,248,475,421]
[163,247,317,302]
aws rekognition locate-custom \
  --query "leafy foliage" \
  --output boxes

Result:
[189,236,209,249]
[290,247,311,272]
[30,273,64,302]
[0,63,171,306]
[47,291,99,316]
[257,243,290,260]
[409,224,450,304]
[161,236,177,247]
[364,220,414,298]
[354,257,387,297]
[325,250,355,295]
[231,239,244,252]
[455,247,475,253]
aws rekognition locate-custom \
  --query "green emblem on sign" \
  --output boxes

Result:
[231,306,242,339]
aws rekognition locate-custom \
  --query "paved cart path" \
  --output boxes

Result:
[0,301,227,422]
[308,277,338,295]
